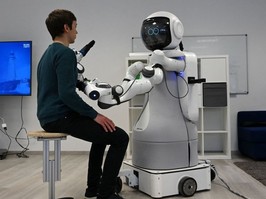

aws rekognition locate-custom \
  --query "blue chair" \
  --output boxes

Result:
[238,111,266,160]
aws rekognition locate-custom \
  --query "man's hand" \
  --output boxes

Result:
[94,113,116,132]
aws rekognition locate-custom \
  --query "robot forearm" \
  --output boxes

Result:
[77,78,123,102]
[77,78,153,110]
[98,78,154,109]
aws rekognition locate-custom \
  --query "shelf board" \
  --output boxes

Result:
[199,154,231,159]
[129,106,143,109]
[198,130,228,134]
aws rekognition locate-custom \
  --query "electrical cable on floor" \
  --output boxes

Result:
[0,122,29,158]
[15,96,29,158]
[0,128,11,158]
[212,164,250,199]
[0,97,29,158]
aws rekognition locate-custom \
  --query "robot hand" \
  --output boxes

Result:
[74,40,96,82]
[75,40,95,63]
[81,78,123,100]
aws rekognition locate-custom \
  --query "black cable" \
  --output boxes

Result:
[134,93,150,126]
[162,68,189,99]
[123,73,153,127]
[14,96,29,158]
[0,128,11,156]
[0,117,29,158]
[0,117,11,157]
[121,74,153,98]
[212,164,250,199]
[120,78,137,97]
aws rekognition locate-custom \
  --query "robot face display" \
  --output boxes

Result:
[141,11,184,51]
[141,17,171,51]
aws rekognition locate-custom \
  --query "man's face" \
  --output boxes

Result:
[68,21,78,44]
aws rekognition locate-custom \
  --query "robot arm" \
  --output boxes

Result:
[74,41,189,110]
[74,44,165,109]
[74,42,186,110]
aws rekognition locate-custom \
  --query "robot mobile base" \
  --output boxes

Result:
[120,160,212,198]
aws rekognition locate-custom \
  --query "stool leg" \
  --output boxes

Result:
[43,140,49,182]
[55,140,61,181]
[49,160,56,199]
[42,139,56,199]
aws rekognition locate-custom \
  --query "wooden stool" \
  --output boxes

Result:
[28,131,74,199]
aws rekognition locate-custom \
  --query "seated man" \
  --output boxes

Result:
[37,9,129,199]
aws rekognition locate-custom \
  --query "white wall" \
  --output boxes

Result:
[0,0,266,152]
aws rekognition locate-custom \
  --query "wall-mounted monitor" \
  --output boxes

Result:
[0,41,32,96]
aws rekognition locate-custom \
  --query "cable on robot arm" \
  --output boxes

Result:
[123,61,145,81]
[121,61,164,96]
[160,68,189,99]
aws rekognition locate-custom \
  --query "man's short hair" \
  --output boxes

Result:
[45,9,77,40]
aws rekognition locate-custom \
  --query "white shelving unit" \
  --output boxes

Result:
[126,54,231,159]
[197,55,231,159]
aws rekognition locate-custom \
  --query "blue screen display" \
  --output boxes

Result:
[0,41,32,96]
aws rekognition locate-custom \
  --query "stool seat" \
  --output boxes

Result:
[28,130,68,138]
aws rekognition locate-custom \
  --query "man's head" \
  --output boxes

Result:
[45,9,77,41]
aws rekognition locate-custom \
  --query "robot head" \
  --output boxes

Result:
[141,11,184,51]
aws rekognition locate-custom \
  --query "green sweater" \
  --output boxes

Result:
[37,43,98,126]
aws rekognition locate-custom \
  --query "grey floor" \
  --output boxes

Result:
[0,153,266,199]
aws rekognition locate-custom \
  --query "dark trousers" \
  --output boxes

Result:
[42,113,129,197]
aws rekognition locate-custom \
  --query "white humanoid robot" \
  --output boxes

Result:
[76,11,214,198]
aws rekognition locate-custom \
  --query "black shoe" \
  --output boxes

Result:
[85,195,97,199]
[96,193,124,199]
[85,190,97,198]
[85,194,97,199]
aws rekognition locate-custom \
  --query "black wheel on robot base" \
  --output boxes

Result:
[115,177,123,193]
[211,165,216,181]
[178,177,197,197]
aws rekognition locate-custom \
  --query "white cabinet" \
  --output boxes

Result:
[126,54,231,159]
[197,55,231,159]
